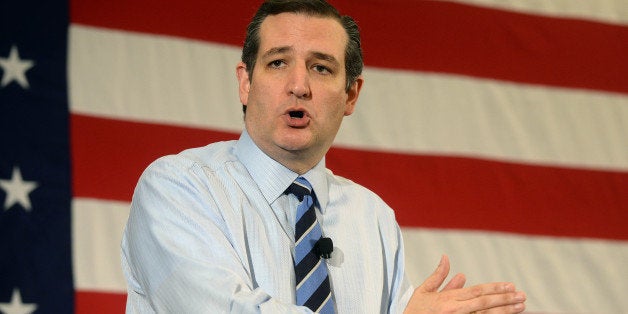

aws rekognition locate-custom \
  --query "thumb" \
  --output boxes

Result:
[417,254,450,293]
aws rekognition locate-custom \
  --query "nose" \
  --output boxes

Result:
[287,64,311,99]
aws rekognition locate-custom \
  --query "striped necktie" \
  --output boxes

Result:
[286,177,335,313]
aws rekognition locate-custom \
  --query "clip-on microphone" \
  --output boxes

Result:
[315,237,333,259]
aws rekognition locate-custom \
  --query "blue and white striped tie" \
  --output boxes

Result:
[286,177,335,313]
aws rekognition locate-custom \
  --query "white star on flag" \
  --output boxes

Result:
[0,45,35,89]
[0,289,37,314]
[0,166,39,211]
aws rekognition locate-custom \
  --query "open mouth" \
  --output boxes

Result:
[285,109,310,127]
[289,111,305,119]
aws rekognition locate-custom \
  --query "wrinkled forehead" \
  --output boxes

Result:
[257,12,348,62]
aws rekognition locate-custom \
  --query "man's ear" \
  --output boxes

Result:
[236,62,251,106]
[344,75,364,116]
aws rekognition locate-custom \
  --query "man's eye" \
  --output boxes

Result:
[269,60,285,68]
[313,65,331,74]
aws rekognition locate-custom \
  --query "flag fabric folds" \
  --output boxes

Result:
[1,0,627,313]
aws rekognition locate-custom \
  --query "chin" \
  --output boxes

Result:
[276,131,312,147]
[278,142,310,153]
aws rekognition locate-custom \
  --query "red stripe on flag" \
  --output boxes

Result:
[71,114,628,240]
[327,147,628,240]
[70,0,256,47]
[70,114,238,202]
[70,0,628,94]
[75,291,126,314]
[340,1,628,95]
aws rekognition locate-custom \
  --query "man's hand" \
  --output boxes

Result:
[403,255,526,313]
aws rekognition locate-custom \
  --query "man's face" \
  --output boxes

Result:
[237,13,362,172]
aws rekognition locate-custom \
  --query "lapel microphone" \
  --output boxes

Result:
[315,237,333,259]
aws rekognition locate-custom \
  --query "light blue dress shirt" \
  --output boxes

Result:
[121,130,413,313]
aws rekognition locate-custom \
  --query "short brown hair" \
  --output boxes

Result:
[241,0,363,92]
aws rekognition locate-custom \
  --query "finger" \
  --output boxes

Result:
[468,290,526,313]
[441,272,466,291]
[456,282,517,301]
[417,254,450,293]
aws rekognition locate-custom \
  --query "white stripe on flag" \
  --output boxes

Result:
[72,198,129,292]
[448,0,628,25]
[69,25,243,132]
[402,227,628,313]
[343,67,628,171]
[70,25,628,171]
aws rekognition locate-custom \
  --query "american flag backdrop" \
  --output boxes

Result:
[0,0,626,313]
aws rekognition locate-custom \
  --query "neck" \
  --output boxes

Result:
[276,148,325,175]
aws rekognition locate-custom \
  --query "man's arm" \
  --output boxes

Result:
[403,255,526,313]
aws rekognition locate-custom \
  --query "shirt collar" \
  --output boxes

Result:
[301,160,330,213]
[235,130,330,212]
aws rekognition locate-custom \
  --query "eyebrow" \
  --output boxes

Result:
[261,46,340,66]
[312,51,340,67]
[262,46,292,59]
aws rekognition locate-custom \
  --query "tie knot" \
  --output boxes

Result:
[285,177,312,202]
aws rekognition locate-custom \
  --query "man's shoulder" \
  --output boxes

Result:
[325,170,389,207]
[146,140,239,175]
[179,140,239,167]
[325,170,400,226]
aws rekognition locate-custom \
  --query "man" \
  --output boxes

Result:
[121,0,527,313]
